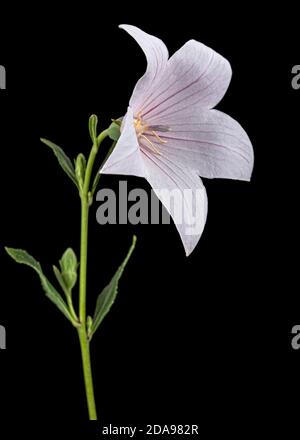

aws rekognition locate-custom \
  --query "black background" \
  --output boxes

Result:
[0,4,299,438]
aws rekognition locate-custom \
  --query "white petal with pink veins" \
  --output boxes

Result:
[101,107,146,178]
[141,146,208,256]
[140,40,232,121]
[100,25,254,256]
[150,109,254,180]
[119,25,169,114]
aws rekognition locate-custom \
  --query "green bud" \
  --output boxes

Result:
[89,114,98,144]
[87,315,93,339]
[59,248,78,291]
[75,153,86,192]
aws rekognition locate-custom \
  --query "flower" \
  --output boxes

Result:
[101,25,254,256]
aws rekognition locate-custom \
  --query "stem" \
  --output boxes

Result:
[91,140,117,195]
[78,326,97,419]
[67,294,79,324]
[79,195,89,324]
[78,129,109,420]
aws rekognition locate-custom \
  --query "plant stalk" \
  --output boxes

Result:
[77,129,109,420]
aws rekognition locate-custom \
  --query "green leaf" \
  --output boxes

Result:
[59,248,78,291]
[107,121,121,141]
[90,235,137,339]
[89,114,98,144]
[53,264,69,297]
[40,138,78,188]
[5,247,76,324]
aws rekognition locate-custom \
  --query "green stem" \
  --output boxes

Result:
[78,326,97,419]
[78,129,109,420]
[79,195,89,324]
[66,294,79,323]
[91,140,117,195]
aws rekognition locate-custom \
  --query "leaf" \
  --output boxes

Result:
[90,235,137,339]
[40,138,78,188]
[5,247,76,324]
[53,264,69,298]
[89,114,98,144]
[107,121,121,141]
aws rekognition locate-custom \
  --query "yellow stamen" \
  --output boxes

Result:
[151,130,167,144]
[140,135,161,154]
[134,113,168,155]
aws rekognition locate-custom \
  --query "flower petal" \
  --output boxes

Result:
[141,146,208,256]
[139,40,232,121]
[100,107,146,178]
[147,109,254,181]
[119,24,169,113]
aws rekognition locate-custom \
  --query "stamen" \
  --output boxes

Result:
[151,130,167,144]
[140,135,161,154]
[134,113,169,155]
[148,125,171,133]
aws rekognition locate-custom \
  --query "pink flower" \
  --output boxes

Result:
[101,25,254,255]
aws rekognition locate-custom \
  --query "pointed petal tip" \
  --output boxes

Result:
[184,247,193,257]
[119,24,141,37]
[182,236,201,257]
[118,24,139,33]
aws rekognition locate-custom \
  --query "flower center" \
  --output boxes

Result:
[134,113,169,155]
[134,115,147,137]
